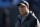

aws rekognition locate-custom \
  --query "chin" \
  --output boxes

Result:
[21,13,24,14]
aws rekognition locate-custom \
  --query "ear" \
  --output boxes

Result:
[28,6,29,9]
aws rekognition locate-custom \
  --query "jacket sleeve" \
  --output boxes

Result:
[31,18,37,27]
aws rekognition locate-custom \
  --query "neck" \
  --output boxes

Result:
[21,12,27,18]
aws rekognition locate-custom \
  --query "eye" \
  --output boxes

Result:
[23,6,25,8]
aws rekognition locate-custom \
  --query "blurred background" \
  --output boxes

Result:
[0,0,40,27]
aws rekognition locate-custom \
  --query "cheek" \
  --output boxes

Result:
[23,7,29,11]
[23,8,26,11]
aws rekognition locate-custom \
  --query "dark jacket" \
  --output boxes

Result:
[15,13,37,27]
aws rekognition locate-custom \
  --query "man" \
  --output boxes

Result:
[15,1,37,27]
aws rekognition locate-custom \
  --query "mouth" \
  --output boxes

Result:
[21,11,24,12]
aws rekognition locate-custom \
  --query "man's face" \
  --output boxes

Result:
[18,4,29,15]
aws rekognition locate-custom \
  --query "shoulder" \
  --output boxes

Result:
[28,11,37,22]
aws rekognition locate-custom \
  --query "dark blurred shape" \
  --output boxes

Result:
[0,8,6,27]
[0,8,10,27]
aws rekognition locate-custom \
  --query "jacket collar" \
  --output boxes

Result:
[18,13,30,24]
